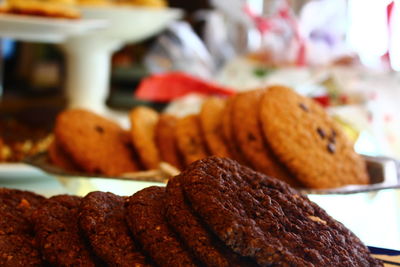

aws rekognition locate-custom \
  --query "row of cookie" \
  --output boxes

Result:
[138,85,368,189]
[0,157,380,266]
[49,85,368,189]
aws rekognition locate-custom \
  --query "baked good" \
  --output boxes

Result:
[179,157,380,266]
[175,114,209,166]
[259,86,369,189]
[79,191,151,267]
[32,195,100,267]
[48,140,80,172]
[0,188,45,267]
[154,113,183,170]
[54,109,139,176]
[5,0,80,19]
[220,96,248,165]
[126,186,198,267]
[129,106,160,170]
[231,89,301,187]
[165,176,256,267]
[199,97,231,158]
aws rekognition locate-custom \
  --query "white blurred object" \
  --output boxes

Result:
[347,0,391,68]
[145,21,215,79]
[164,93,206,117]
[389,1,400,71]
[194,10,236,68]
[299,0,350,66]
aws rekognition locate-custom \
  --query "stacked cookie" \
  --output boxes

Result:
[0,157,381,266]
[49,85,369,189]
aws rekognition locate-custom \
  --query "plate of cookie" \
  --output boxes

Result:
[24,85,400,194]
[0,157,386,266]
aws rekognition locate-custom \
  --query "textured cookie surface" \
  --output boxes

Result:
[155,113,183,170]
[179,157,380,267]
[79,191,151,267]
[175,115,209,166]
[231,90,301,187]
[0,188,45,235]
[0,188,45,267]
[199,97,231,158]
[32,195,99,267]
[129,106,160,170]
[54,109,139,176]
[165,176,256,267]
[259,86,369,188]
[126,186,197,267]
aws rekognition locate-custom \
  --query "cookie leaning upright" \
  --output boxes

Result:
[259,86,369,189]
[0,188,45,267]
[54,109,139,176]
[175,114,209,166]
[155,113,183,170]
[231,89,301,187]
[32,195,100,267]
[79,191,151,267]
[199,97,232,158]
[125,186,198,267]
[129,106,160,170]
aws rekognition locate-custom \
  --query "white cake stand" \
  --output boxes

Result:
[0,8,182,121]
[0,13,108,43]
[62,7,182,120]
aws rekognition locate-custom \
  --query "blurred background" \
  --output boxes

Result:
[1,0,400,161]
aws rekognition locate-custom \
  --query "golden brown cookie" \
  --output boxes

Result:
[220,96,248,165]
[199,97,232,158]
[48,140,81,172]
[129,106,160,170]
[154,113,183,170]
[54,109,139,176]
[175,114,209,166]
[259,86,369,189]
[231,90,301,187]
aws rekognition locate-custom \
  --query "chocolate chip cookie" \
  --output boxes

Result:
[220,96,248,165]
[179,157,380,266]
[199,97,231,158]
[155,113,183,170]
[48,140,80,172]
[54,109,139,176]
[129,106,160,170]
[79,191,151,267]
[126,186,198,267]
[175,115,209,166]
[259,86,369,188]
[231,89,301,187]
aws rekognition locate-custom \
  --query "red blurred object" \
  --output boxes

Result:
[312,95,330,107]
[135,72,236,102]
